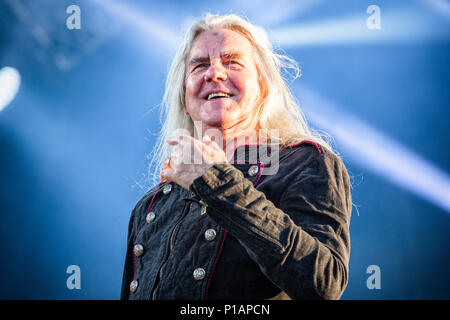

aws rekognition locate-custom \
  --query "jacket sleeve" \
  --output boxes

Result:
[190,147,352,300]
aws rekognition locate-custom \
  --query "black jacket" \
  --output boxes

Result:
[121,141,352,300]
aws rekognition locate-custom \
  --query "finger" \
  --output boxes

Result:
[201,135,212,153]
[167,136,180,145]
[164,157,171,166]
[163,162,173,170]
[169,134,200,147]
[167,134,189,144]
[205,137,222,151]
[199,137,212,153]
[160,168,175,182]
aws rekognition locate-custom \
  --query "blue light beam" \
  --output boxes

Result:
[270,8,450,47]
[295,85,450,213]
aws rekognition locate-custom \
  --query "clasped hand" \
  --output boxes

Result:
[160,135,228,190]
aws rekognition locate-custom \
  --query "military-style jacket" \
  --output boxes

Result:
[120,141,352,300]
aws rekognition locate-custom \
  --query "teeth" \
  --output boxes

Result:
[207,92,230,100]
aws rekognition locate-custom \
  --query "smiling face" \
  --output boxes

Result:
[185,28,261,133]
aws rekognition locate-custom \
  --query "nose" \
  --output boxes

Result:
[204,60,227,82]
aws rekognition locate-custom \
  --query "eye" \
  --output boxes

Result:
[225,60,242,68]
[193,64,208,71]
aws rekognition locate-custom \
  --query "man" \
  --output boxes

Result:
[121,13,352,300]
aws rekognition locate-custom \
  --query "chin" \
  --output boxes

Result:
[202,116,228,128]
[200,106,237,125]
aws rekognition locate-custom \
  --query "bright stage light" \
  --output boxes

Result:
[0,66,21,112]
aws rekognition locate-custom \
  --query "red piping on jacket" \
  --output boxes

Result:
[130,181,164,299]
[285,140,322,155]
[204,230,227,300]
[204,162,263,299]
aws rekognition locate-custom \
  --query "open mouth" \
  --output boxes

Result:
[206,92,232,100]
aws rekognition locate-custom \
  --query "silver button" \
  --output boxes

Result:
[146,211,156,223]
[204,229,217,241]
[193,268,206,280]
[248,165,259,177]
[162,184,172,195]
[130,280,138,293]
[133,244,144,257]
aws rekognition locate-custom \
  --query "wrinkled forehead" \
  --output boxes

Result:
[187,28,254,61]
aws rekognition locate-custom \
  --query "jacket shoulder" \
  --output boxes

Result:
[282,140,345,170]
[280,140,325,171]
[284,140,323,155]
[280,140,351,197]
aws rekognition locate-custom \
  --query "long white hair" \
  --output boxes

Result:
[144,13,333,187]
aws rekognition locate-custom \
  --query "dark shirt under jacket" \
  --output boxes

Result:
[121,141,352,300]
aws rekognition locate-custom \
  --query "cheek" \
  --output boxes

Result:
[185,77,195,99]
[185,77,201,107]
[239,74,260,103]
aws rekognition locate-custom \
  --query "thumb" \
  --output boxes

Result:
[160,167,175,183]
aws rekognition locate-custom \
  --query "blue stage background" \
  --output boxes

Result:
[0,0,449,299]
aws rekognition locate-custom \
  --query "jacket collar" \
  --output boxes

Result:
[231,142,279,165]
